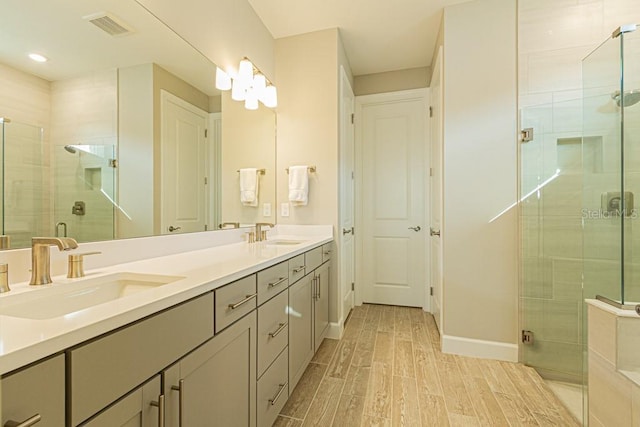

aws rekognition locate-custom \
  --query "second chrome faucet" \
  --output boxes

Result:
[30,237,78,286]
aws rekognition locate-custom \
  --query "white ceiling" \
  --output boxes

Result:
[247,0,468,76]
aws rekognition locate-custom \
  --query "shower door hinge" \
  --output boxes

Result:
[351,282,355,291]
[351,113,354,124]
[109,159,118,168]
[205,129,208,138]
[521,330,534,345]
[520,128,534,143]
[429,106,433,118]
[430,287,433,296]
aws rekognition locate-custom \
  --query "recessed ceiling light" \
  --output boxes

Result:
[28,53,48,63]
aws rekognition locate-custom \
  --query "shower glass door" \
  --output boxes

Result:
[520,97,585,386]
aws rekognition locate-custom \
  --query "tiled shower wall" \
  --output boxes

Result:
[519,0,640,380]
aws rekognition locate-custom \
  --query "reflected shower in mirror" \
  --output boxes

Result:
[0,0,276,249]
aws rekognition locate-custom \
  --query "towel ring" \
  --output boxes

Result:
[285,166,316,174]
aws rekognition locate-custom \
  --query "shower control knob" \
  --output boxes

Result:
[168,226,182,232]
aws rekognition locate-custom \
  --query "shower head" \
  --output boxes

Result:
[63,145,77,154]
[611,89,640,107]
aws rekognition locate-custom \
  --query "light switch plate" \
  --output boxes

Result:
[263,203,271,217]
[281,202,290,217]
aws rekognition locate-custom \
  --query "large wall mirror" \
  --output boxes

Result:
[0,0,276,249]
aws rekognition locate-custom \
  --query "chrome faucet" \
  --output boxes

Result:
[255,223,274,242]
[30,237,78,285]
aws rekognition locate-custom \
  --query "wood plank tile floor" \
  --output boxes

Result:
[275,304,580,427]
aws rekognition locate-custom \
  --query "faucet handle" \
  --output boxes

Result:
[67,251,101,279]
[0,264,9,293]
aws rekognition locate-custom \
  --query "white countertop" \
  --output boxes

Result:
[0,228,332,375]
[586,298,640,318]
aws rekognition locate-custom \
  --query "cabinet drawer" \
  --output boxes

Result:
[257,290,288,377]
[69,293,213,426]
[257,349,289,427]
[288,254,306,284]
[322,242,333,263]
[1,355,65,427]
[215,275,257,333]
[305,247,323,272]
[257,261,289,305]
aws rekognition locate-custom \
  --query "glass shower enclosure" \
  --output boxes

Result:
[0,118,116,248]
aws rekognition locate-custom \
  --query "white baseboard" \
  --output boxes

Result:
[327,322,343,340]
[442,335,518,362]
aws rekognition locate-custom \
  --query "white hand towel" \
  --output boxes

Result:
[240,168,259,206]
[288,165,309,206]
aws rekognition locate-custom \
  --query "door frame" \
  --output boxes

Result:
[339,65,355,323]
[354,88,431,311]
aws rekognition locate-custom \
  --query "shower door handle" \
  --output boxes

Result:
[168,226,182,232]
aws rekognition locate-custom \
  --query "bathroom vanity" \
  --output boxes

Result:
[0,228,333,427]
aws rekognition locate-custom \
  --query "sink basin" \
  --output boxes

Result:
[0,272,184,320]
[265,240,306,246]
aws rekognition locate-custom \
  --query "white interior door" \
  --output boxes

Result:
[161,90,207,234]
[339,66,356,320]
[430,47,444,332]
[358,89,428,307]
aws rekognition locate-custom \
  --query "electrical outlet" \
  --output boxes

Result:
[281,202,290,217]
[263,203,271,217]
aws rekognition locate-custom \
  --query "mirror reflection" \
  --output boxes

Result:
[0,0,276,249]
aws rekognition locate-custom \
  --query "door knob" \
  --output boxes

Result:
[168,226,182,232]
[408,226,421,232]
[430,228,440,237]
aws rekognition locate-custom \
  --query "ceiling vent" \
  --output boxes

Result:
[83,12,134,37]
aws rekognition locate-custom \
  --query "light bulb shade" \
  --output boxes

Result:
[263,85,278,108]
[245,88,259,110]
[238,59,254,88]
[253,73,267,99]
[215,67,231,90]
[231,80,246,101]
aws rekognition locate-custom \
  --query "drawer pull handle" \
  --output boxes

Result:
[268,277,287,288]
[292,266,305,273]
[4,414,41,427]
[228,293,257,310]
[171,379,184,427]
[269,382,288,406]
[268,322,288,338]
[150,394,165,427]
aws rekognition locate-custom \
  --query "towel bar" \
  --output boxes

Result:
[237,168,266,175]
[286,166,316,174]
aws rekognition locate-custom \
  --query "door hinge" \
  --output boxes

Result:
[351,171,354,180]
[204,224,208,231]
[204,177,208,185]
[351,282,355,291]
[109,159,118,168]
[429,106,433,118]
[520,128,533,143]
[522,330,534,345]
[429,167,433,177]
[351,113,354,124]
[205,129,208,138]
[430,287,433,296]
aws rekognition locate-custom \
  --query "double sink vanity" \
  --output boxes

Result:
[0,226,333,427]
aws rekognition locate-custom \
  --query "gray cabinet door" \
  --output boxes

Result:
[288,272,314,391]
[165,311,257,427]
[1,355,65,427]
[82,376,161,427]
[314,262,330,351]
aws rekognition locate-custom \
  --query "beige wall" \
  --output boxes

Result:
[220,91,276,225]
[442,0,518,350]
[137,0,275,81]
[354,67,430,96]
[276,28,353,326]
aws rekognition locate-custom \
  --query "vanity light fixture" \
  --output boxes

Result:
[215,57,277,109]
[28,53,48,63]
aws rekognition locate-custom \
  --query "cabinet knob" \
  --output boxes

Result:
[4,414,42,427]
